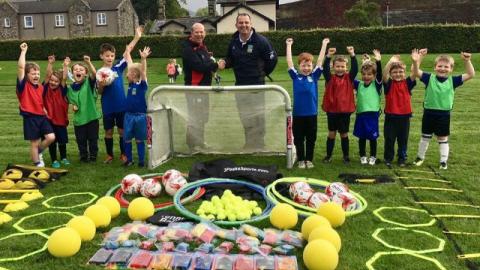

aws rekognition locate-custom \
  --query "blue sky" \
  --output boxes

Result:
[182,0,300,13]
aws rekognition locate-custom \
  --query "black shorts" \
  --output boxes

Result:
[327,113,351,133]
[23,115,53,140]
[51,124,69,144]
[422,112,450,136]
[103,112,125,130]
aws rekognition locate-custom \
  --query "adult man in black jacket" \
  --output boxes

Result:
[221,13,277,150]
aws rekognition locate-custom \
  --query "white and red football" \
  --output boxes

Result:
[164,174,187,196]
[140,178,162,198]
[307,192,330,209]
[162,169,184,186]
[331,192,359,211]
[289,181,314,204]
[121,174,143,195]
[325,182,349,197]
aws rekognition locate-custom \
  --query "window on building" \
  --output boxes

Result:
[55,14,64,27]
[24,16,33,28]
[97,13,106,25]
[77,15,83,25]
[4,18,11,28]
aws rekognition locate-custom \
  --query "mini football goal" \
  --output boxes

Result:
[147,85,293,169]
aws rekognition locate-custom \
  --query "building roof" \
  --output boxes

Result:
[150,16,219,34]
[215,3,275,26]
[217,0,279,7]
[12,0,124,14]
[86,0,124,11]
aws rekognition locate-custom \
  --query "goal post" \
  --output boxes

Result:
[147,85,294,169]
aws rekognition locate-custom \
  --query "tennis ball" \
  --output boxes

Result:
[301,215,331,240]
[84,204,111,228]
[253,207,262,216]
[308,226,341,252]
[128,197,154,221]
[303,239,338,270]
[317,202,346,228]
[96,196,121,218]
[197,209,205,216]
[227,213,237,221]
[217,213,226,220]
[270,203,298,229]
[207,214,215,220]
[66,216,96,241]
[47,227,81,257]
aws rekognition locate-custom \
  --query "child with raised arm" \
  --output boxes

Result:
[286,37,329,169]
[17,43,55,167]
[382,55,417,168]
[122,46,152,167]
[411,49,475,169]
[67,56,101,162]
[97,26,143,164]
[353,50,383,166]
[44,55,70,168]
[322,46,358,164]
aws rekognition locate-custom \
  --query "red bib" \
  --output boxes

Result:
[385,80,412,115]
[322,75,355,113]
[44,86,69,126]
[17,81,45,115]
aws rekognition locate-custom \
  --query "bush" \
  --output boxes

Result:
[1,24,479,60]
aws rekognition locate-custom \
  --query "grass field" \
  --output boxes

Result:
[0,53,479,270]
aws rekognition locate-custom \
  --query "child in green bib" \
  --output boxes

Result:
[411,49,475,169]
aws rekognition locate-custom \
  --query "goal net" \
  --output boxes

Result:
[147,85,294,169]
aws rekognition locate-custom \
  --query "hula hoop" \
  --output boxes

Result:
[42,192,98,209]
[266,177,368,217]
[173,178,273,226]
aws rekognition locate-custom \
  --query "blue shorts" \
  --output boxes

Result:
[23,115,53,140]
[353,112,380,140]
[103,112,125,130]
[51,124,68,144]
[124,113,147,141]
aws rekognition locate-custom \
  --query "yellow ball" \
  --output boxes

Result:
[47,227,82,257]
[66,216,96,241]
[308,226,341,252]
[96,196,121,218]
[128,197,154,221]
[301,215,331,240]
[303,239,338,270]
[84,204,111,228]
[317,202,345,228]
[270,203,298,229]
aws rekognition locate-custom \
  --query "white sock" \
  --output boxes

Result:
[439,139,449,163]
[417,134,432,159]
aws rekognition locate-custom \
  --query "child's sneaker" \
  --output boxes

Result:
[322,156,332,163]
[368,156,377,166]
[439,162,448,170]
[413,157,424,166]
[103,155,114,164]
[52,160,61,168]
[35,161,45,167]
[120,154,128,163]
[305,161,314,169]
[61,158,70,166]
[385,161,393,169]
[123,161,134,167]
[138,162,145,168]
[398,159,406,167]
[38,153,44,163]
[297,161,306,169]
[343,156,350,164]
[360,156,368,165]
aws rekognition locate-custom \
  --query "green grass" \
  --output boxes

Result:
[0,54,479,270]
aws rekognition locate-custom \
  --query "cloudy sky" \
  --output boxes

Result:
[182,0,300,13]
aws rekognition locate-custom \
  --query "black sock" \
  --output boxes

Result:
[59,144,67,160]
[105,138,113,156]
[370,139,377,157]
[49,142,57,162]
[341,137,349,157]
[359,138,366,157]
[119,136,125,155]
[326,137,335,157]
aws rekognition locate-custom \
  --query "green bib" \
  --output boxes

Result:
[424,74,454,110]
[67,79,101,126]
[356,81,380,113]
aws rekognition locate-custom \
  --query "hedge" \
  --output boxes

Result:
[1,24,479,60]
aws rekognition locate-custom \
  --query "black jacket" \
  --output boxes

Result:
[182,38,218,86]
[225,28,277,85]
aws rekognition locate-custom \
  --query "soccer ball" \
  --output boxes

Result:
[289,181,314,204]
[140,178,162,198]
[307,192,330,209]
[162,169,184,186]
[164,175,187,196]
[331,192,359,211]
[96,67,117,86]
[121,174,143,195]
[325,182,349,197]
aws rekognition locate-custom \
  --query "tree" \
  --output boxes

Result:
[344,0,382,27]
[195,7,209,17]
[131,0,189,23]
[165,0,189,19]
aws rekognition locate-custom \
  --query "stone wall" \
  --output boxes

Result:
[117,0,138,36]
[0,3,19,40]
[68,1,91,38]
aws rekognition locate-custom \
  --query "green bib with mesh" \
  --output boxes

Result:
[424,74,454,110]
[356,81,380,113]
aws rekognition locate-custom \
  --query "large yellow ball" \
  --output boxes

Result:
[128,197,154,221]
[66,216,96,241]
[317,202,345,228]
[301,215,331,240]
[269,203,298,229]
[47,227,82,257]
[309,226,341,252]
[84,204,111,228]
[96,196,121,218]
[303,239,338,270]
